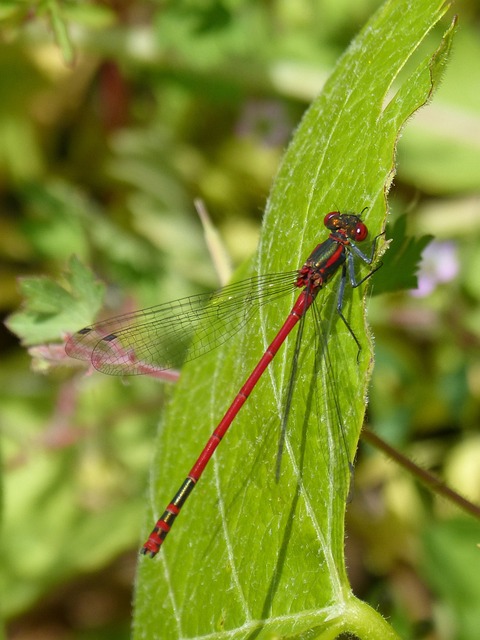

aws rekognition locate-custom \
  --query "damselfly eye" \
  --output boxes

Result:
[323,211,339,228]
[354,222,368,242]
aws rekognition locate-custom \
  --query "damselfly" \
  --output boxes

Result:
[66,211,382,557]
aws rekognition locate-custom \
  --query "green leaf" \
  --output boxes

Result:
[134,2,456,638]
[6,255,104,346]
[374,215,434,294]
[422,518,480,639]
[0,3,20,21]
[46,0,75,65]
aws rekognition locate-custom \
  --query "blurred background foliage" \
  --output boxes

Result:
[1,1,480,639]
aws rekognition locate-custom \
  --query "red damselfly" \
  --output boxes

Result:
[66,211,382,557]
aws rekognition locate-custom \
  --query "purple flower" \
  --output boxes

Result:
[412,241,459,297]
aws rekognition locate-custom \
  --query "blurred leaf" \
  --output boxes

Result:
[399,127,480,193]
[0,3,19,20]
[133,1,456,638]
[422,518,480,640]
[6,256,104,346]
[398,24,480,193]
[0,373,156,618]
[62,3,116,29]
[373,215,433,294]
[189,0,232,34]
[45,0,75,65]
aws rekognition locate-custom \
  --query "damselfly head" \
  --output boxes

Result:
[323,211,368,243]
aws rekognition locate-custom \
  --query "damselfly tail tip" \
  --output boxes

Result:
[140,539,161,558]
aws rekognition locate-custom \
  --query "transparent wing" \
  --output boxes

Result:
[65,271,298,375]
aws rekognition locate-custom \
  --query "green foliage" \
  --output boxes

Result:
[423,518,480,640]
[6,256,105,345]
[1,0,479,639]
[133,2,455,638]
[374,216,433,294]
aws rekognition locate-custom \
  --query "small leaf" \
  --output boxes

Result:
[374,215,434,294]
[6,256,104,346]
